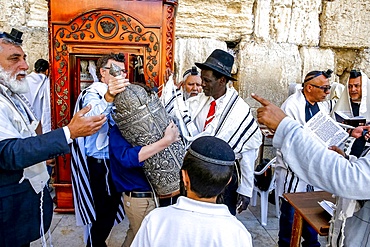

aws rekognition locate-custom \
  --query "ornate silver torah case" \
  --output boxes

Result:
[112,81,184,196]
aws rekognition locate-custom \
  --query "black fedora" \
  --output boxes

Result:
[195,49,236,81]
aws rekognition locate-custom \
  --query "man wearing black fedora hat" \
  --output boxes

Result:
[163,49,262,215]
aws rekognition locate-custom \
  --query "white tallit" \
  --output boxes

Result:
[70,84,125,242]
[0,83,48,194]
[332,71,370,121]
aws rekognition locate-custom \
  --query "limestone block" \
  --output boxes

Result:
[176,0,254,41]
[299,47,336,83]
[0,0,27,27]
[270,0,321,46]
[22,28,49,72]
[27,0,48,27]
[321,0,370,48]
[353,49,370,79]
[334,49,358,84]
[254,0,271,41]
[175,38,227,81]
[237,41,302,107]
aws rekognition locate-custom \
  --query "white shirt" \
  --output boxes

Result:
[131,196,253,247]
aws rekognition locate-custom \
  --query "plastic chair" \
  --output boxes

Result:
[250,157,280,226]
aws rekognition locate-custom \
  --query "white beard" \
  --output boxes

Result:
[0,68,29,94]
[183,91,191,100]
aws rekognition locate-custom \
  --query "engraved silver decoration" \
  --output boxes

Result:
[110,63,122,77]
[112,75,184,195]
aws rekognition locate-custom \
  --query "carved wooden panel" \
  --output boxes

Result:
[49,0,178,212]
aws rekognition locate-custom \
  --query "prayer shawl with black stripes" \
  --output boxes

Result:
[70,85,125,238]
[162,79,261,150]
[161,80,262,196]
[276,89,333,196]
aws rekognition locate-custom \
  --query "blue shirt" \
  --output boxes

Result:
[305,100,320,122]
[109,124,152,193]
[82,82,113,159]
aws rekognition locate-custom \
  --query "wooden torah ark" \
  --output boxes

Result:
[48,0,178,212]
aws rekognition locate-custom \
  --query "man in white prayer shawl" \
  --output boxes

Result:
[253,93,370,247]
[71,53,128,247]
[0,28,106,247]
[23,58,51,134]
[276,69,334,247]
[332,70,370,157]
[161,49,262,216]
[23,59,55,186]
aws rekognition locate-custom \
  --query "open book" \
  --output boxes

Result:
[318,200,335,217]
[334,111,366,127]
[304,111,349,147]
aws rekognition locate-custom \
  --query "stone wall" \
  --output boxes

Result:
[0,0,48,71]
[1,0,370,158]
[176,0,370,106]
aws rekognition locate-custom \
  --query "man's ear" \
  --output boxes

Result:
[219,76,227,86]
[226,175,232,186]
[181,170,190,188]
[304,83,312,93]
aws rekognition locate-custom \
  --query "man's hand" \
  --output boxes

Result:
[328,146,346,157]
[251,93,287,131]
[46,158,56,166]
[350,125,370,139]
[163,121,181,145]
[163,68,182,89]
[236,194,251,214]
[68,105,107,139]
[105,76,130,102]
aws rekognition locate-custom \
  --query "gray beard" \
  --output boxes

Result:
[0,68,29,94]
[183,91,191,100]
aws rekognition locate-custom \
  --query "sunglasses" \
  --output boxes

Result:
[309,84,331,93]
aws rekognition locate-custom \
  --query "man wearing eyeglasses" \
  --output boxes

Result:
[276,69,334,247]
[71,53,129,246]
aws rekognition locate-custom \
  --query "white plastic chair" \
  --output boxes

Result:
[250,157,280,226]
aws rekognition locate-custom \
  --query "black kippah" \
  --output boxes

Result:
[183,66,199,79]
[188,136,235,166]
[304,69,333,83]
[350,70,361,79]
[0,28,23,44]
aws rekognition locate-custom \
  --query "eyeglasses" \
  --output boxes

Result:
[103,66,126,74]
[309,84,331,93]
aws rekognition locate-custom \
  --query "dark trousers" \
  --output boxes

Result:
[278,199,320,247]
[219,169,239,215]
[86,157,122,247]
[159,194,180,207]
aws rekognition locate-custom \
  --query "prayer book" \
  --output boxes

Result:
[334,111,366,127]
[318,200,335,217]
[304,111,349,147]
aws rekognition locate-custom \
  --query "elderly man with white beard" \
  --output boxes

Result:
[0,28,107,247]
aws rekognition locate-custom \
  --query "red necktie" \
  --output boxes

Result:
[204,100,216,130]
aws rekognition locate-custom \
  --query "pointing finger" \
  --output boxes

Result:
[251,93,270,107]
